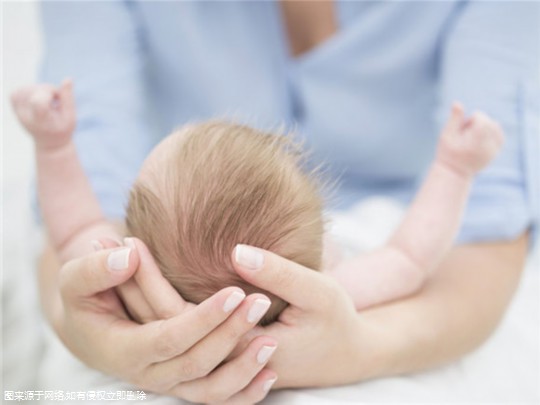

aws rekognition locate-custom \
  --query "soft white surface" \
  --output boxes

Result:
[2,3,539,404]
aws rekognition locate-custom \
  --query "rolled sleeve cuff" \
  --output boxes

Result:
[457,201,534,245]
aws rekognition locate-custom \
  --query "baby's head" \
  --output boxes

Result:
[126,121,324,324]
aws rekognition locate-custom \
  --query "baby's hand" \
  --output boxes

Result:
[11,79,76,150]
[437,103,504,177]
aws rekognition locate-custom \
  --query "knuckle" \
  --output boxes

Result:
[177,357,203,381]
[273,262,296,291]
[320,278,344,307]
[79,256,105,288]
[317,290,334,309]
[158,308,180,320]
[155,325,178,359]
[58,263,74,301]
[222,322,243,341]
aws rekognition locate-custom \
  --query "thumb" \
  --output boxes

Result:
[442,102,465,135]
[59,78,76,116]
[59,246,139,300]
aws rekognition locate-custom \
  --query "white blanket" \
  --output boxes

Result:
[2,195,539,404]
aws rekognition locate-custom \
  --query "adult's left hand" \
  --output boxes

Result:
[231,244,372,388]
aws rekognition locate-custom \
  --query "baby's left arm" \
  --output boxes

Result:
[331,104,504,309]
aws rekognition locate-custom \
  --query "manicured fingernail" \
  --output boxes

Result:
[235,244,264,271]
[123,237,136,249]
[263,377,277,393]
[223,290,246,313]
[257,345,277,364]
[108,247,131,271]
[91,240,104,251]
[247,299,271,323]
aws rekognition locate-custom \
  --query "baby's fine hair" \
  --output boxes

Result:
[126,121,325,324]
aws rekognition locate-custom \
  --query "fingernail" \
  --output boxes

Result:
[223,290,246,313]
[257,345,277,364]
[91,240,104,251]
[247,299,271,323]
[123,237,136,249]
[108,247,131,271]
[263,377,277,393]
[235,244,264,271]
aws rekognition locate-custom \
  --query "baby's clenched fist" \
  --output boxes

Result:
[437,103,504,177]
[11,79,76,150]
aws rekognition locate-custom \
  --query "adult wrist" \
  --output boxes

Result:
[349,312,396,382]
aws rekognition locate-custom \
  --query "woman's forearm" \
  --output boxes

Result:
[353,234,528,380]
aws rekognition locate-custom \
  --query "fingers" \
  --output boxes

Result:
[168,336,278,404]
[465,111,505,151]
[125,237,189,318]
[11,87,37,124]
[93,237,187,322]
[232,244,338,311]
[145,293,271,387]
[60,246,140,300]
[29,86,57,119]
[220,369,277,405]
[115,278,158,323]
[10,79,73,124]
[141,287,270,362]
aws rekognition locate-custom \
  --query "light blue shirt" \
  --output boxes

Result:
[39,1,539,244]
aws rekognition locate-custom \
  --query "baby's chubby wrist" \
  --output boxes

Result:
[433,151,476,181]
[34,139,77,162]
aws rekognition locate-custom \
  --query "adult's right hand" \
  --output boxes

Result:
[51,239,278,404]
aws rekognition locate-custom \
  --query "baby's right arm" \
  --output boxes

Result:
[11,80,118,263]
[330,104,504,310]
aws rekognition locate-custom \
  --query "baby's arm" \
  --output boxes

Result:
[331,104,504,309]
[11,80,117,263]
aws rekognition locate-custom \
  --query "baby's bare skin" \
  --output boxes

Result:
[330,105,504,308]
[11,80,117,262]
[12,81,503,310]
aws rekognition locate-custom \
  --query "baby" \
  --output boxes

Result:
[12,80,503,323]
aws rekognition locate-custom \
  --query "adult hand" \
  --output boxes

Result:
[231,245,369,388]
[54,238,278,403]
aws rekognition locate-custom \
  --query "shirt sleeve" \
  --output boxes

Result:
[39,1,155,220]
[437,1,540,244]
